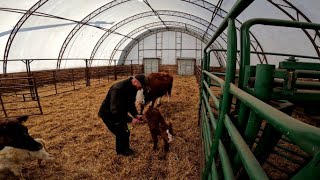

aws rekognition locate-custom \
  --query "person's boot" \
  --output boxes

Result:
[117,148,134,156]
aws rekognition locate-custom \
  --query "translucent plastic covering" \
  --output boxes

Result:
[0,0,319,73]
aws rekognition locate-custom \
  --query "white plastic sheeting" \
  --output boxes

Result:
[0,0,319,73]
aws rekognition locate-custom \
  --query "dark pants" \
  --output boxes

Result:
[102,118,130,153]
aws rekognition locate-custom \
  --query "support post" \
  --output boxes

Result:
[25,60,36,100]
[233,64,275,175]
[114,60,117,80]
[244,64,275,147]
[0,94,7,117]
[85,59,90,86]
[202,19,237,180]
[33,76,43,115]
[71,69,75,90]
[130,60,133,75]
[53,71,57,94]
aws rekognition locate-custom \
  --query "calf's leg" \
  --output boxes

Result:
[156,97,162,106]
[160,130,170,152]
[10,167,25,180]
[151,131,159,150]
[151,100,156,107]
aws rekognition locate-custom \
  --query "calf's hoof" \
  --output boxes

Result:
[164,145,170,152]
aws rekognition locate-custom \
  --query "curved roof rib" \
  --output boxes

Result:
[268,0,320,59]
[3,0,49,74]
[89,10,229,61]
[56,0,132,69]
[181,0,267,64]
[3,0,318,73]
[202,0,223,40]
[108,21,227,66]
[118,27,221,65]
[56,0,267,69]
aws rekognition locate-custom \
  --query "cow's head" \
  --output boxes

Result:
[0,115,43,151]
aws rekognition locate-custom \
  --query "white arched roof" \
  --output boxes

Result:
[0,0,319,73]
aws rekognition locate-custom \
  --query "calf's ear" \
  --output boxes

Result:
[17,115,29,122]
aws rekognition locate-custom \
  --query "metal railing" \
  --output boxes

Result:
[199,1,320,179]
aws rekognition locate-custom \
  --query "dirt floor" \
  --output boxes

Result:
[2,75,201,180]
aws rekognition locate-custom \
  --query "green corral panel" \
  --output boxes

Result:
[279,60,320,71]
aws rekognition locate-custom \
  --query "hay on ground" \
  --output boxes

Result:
[2,75,201,180]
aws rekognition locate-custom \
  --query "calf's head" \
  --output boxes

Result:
[136,87,151,114]
[0,115,43,151]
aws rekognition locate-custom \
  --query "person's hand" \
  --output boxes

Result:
[131,117,142,124]
[136,115,143,121]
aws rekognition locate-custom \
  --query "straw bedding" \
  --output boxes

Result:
[2,75,200,180]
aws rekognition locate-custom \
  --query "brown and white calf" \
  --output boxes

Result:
[0,138,53,180]
[144,107,173,152]
[0,115,43,151]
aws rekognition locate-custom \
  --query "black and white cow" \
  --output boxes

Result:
[0,115,43,151]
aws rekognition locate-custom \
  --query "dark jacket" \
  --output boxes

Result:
[98,77,138,124]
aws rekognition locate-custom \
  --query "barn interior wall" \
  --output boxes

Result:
[124,31,224,66]
[159,65,178,74]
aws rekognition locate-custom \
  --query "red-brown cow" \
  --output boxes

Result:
[0,115,43,151]
[136,72,173,114]
[144,107,173,152]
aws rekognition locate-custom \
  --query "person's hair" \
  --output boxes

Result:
[134,74,148,86]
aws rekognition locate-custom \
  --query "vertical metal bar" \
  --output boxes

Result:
[202,88,236,180]
[98,67,101,85]
[33,76,43,115]
[204,0,254,51]
[72,69,75,90]
[85,59,90,86]
[199,51,207,123]
[224,115,269,180]
[138,40,140,65]
[203,19,237,179]
[237,65,256,132]
[244,64,275,147]
[201,104,219,180]
[254,124,282,163]
[229,67,255,172]
[206,53,211,87]
[114,60,117,80]
[238,21,251,91]
[130,60,133,75]
[234,65,275,172]
[108,67,110,82]
[53,71,57,94]
[0,93,7,117]
[253,67,286,165]
[26,60,36,100]
[200,101,205,176]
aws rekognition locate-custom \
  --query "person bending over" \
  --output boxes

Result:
[98,74,148,156]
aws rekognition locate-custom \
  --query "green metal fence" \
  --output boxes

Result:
[199,0,320,179]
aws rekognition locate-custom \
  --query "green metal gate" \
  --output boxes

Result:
[199,0,320,179]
